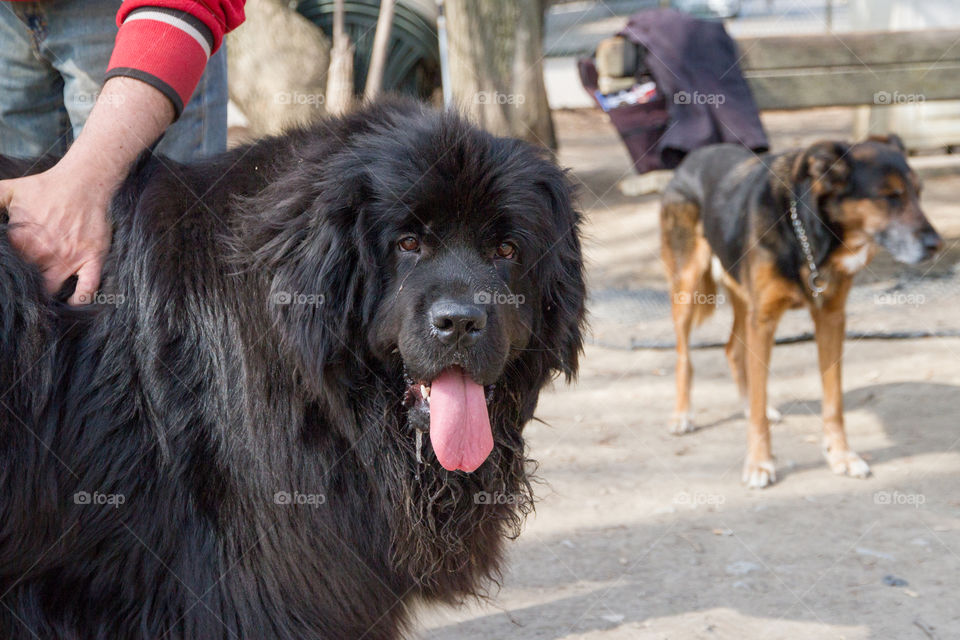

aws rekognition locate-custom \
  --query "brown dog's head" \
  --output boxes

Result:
[792,134,942,264]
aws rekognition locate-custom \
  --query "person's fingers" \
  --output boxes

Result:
[12,225,66,294]
[42,261,75,296]
[0,180,16,229]
[6,224,29,254]
[0,179,13,210]
[68,258,103,305]
[9,223,65,294]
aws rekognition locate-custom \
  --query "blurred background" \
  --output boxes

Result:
[227,0,960,153]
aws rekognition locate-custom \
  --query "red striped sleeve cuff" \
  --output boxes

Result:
[105,8,215,117]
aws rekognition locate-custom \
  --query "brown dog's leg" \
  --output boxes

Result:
[743,265,794,488]
[725,292,750,409]
[668,238,712,434]
[809,277,871,478]
[728,291,783,425]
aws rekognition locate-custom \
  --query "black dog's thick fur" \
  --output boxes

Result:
[0,100,585,639]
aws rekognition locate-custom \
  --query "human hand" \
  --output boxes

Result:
[0,159,114,305]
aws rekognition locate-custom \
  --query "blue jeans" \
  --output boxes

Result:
[0,0,227,162]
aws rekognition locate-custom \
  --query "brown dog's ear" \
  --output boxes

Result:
[793,140,851,197]
[867,133,907,152]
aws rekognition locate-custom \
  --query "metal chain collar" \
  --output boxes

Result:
[789,197,827,298]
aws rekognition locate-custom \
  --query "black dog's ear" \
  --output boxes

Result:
[507,163,586,424]
[239,164,373,399]
[529,168,586,384]
[793,140,852,197]
[269,211,363,396]
[867,133,906,152]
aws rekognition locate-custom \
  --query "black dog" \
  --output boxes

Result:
[661,136,941,488]
[0,99,585,638]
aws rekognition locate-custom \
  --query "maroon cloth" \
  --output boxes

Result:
[619,9,768,168]
[577,57,669,174]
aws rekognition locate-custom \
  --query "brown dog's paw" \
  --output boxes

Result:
[742,459,776,488]
[670,413,695,435]
[825,448,871,478]
[743,404,783,423]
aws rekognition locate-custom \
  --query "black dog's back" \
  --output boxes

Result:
[0,114,411,639]
[664,144,769,282]
[0,111,427,639]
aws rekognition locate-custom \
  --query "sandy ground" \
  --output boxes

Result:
[418,109,960,640]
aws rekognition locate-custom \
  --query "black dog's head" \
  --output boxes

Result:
[246,101,585,473]
[792,135,942,264]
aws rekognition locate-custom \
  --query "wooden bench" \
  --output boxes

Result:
[736,28,960,110]
[618,28,960,194]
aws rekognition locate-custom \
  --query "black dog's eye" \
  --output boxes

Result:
[397,235,420,252]
[495,241,517,260]
[886,192,903,205]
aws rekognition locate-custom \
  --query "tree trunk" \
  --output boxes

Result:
[325,0,355,116]
[226,0,331,137]
[364,0,397,100]
[444,0,556,149]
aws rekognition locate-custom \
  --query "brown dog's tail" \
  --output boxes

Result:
[660,190,717,327]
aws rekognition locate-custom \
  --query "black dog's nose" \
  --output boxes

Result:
[429,300,487,346]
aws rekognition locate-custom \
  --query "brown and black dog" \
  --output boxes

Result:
[660,136,941,488]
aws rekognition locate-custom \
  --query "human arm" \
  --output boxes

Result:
[0,77,174,304]
[0,1,246,305]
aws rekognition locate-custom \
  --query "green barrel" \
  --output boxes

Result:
[297,0,440,98]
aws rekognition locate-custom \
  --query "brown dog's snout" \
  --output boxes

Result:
[919,227,943,257]
[882,205,944,264]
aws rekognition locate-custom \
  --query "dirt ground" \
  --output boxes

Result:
[418,109,960,640]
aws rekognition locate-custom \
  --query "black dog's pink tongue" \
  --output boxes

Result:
[429,367,493,472]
